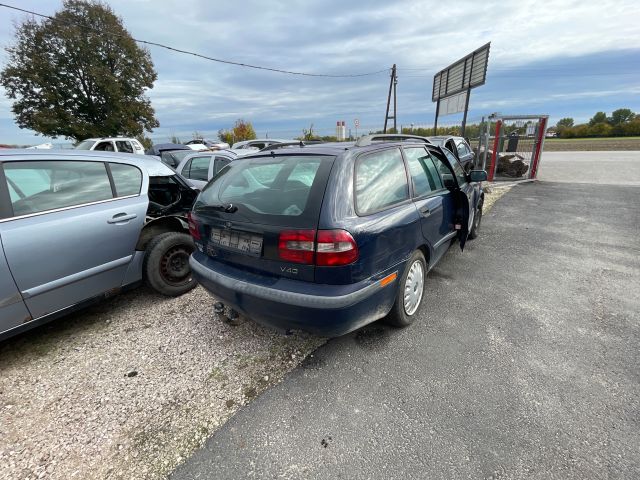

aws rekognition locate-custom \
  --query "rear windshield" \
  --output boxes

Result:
[195,155,334,226]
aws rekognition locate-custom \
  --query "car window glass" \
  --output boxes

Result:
[430,154,454,184]
[115,141,134,154]
[214,157,231,174]
[188,156,211,181]
[246,163,281,186]
[442,149,467,185]
[209,156,325,217]
[4,161,113,216]
[355,148,409,215]
[457,142,470,157]
[94,141,114,152]
[132,141,143,151]
[109,163,142,196]
[181,158,193,176]
[288,161,320,187]
[404,147,444,196]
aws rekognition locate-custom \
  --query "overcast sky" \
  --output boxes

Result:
[0,0,639,145]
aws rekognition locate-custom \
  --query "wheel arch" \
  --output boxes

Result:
[417,244,431,268]
[136,215,188,250]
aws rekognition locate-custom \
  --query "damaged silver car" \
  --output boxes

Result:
[0,150,198,340]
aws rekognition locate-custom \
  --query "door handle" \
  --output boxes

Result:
[419,206,431,217]
[108,213,137,224]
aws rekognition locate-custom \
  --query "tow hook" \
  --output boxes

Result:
[213,302,225,314]
[213,302,243,326]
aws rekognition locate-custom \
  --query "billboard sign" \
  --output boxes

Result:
[432,42,490,102]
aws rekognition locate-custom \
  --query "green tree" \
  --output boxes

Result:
[136,134,153,150]
[556,118,574,129]
[589,112,607,126]
[0,0,158,141]
[587,122,612,137]
[218,119,256,145]
[609,108,636,126]
[217,129,234,145]
[232,119,256,142]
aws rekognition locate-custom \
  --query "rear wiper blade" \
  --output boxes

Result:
[195,203,238,213]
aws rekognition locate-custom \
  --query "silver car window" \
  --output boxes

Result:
[187,156,211,181]
[4,161,113,217]
[109,163,142,197]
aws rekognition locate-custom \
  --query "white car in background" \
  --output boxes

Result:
[75,137,145,154]
[185,139,230,150]
[232,139,291,150]
[175,149,254,189]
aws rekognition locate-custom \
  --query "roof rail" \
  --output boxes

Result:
[354,134,433,147]
[259,140,324,151]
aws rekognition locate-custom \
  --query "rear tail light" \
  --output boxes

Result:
[187,212,201,240]
[316,229,358,266]
[278,229,358,266]
[279,230,315,264]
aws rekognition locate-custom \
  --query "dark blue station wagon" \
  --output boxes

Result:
[188,135,486,336]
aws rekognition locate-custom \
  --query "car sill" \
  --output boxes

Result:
[21,256,132,299]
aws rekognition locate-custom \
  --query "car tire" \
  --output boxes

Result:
[468,200,483,240]
[143,232,196,296]
[385,250,427,328]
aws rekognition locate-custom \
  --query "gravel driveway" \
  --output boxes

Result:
[0,288,324,480]
[0,187,510,480]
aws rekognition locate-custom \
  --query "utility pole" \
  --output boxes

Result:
[383,64,397,133]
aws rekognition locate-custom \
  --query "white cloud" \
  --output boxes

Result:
[0,0,638,143]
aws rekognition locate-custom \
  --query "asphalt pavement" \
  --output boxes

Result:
[172,155,640,479]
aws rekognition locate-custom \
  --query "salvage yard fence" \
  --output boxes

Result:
[471,114,549,181]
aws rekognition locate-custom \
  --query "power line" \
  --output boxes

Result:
[0,2,389,78]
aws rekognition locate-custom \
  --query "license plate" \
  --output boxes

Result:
[210,228,263,256]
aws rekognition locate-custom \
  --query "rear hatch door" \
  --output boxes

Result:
[192,154,334,282]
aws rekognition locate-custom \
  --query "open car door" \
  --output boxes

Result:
[435,146,471,251]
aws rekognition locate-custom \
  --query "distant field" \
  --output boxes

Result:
[543,137,640,151]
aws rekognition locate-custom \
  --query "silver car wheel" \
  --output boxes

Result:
[403,260,424,316]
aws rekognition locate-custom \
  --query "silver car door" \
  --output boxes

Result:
[0,159,147,319]
[0,233,32,333]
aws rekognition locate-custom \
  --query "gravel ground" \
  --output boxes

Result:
[0,288,325,480]
[0,186,510,480]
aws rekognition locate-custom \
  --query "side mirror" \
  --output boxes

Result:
[469,170,488,183]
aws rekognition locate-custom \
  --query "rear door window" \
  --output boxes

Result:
[355,148,409,215]
[3,161,113,216]
[197,155,334,227]
[115,141,134,154]
[214,156,231,175]
[109,163,142,196]
[403,147,443,197]
[187,156,212,181]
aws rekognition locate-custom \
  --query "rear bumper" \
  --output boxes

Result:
[190,251,400,336]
